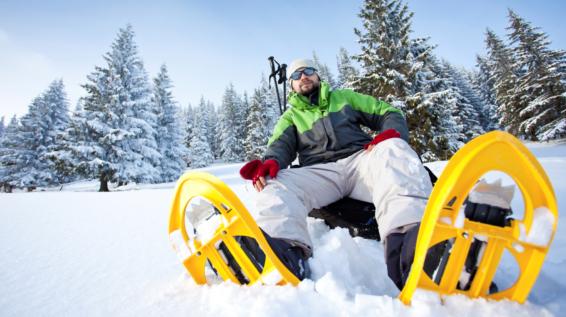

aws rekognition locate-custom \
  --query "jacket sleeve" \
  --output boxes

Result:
[263,114,298,169]
[345,90,409,142]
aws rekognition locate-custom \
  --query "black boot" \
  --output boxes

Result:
[384,223,420,290]
[215,230,311,284]
[260,233,311,281]
[384,223,449,290]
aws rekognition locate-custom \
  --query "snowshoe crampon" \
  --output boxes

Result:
[399,131,558,305]
[168,172,301,286]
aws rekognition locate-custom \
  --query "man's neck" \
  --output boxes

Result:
[302,87,319,106]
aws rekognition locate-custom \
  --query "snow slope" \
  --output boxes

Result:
[1,142,566,316]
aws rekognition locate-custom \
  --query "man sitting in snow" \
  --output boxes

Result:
[239,59,432,290]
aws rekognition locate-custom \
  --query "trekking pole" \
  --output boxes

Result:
[268,56,284,115]
[277,63,288,112]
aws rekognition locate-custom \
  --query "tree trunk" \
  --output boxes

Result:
[99,173,110,192]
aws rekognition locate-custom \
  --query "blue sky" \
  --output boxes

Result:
[1,0,565,118]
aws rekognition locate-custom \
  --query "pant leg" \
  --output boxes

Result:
[251,162,348,253]
[346,138,432,239]
[384,223,420,290]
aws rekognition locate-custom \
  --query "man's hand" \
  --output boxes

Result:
[254,175,268,192]
[364,129,401,152]
[240,159,280,192]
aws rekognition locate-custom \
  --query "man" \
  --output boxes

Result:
[239,59,433,290]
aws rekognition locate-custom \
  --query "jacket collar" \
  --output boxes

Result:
[288,81,330,111]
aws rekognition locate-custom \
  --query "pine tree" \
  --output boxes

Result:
[473,55,500,131]
[240,91,251,153]
[13,96,49,190]
[187,103,214,168]
[485,28,522,136]
[152,64,187,182]
[353,0,415,103]
[218,84,242,162]
[507,10,566,140]
[184,105,195,148]
[244,88,270,160]
[41,80,71,184]
[336,47,360,89]
[407,56,462,161]
[5,80,71,190]
[260,75,280,136]
[0,116,5,139]
[312,51,338,89]
[66,66,115,191]
[441,61,484,142]
[0,116,20,192]
[55,25,160,191]
[353,0,459,160]
[104,25,161,184]
[47,101,87,183]
[205,100,218,159]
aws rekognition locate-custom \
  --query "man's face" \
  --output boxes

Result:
[291,68,320,95]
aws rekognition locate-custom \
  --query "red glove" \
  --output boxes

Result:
[364,129,401,149]
[240,159,280,183]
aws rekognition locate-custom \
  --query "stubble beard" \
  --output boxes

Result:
[297,80,319,96]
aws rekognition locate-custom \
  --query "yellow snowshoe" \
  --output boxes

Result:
[399,131,558,304]
[168,172,302,286]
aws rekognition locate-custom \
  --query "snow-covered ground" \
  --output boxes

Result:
[1,142,566,316]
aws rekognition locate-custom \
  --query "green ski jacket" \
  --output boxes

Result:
[264,81,408,168]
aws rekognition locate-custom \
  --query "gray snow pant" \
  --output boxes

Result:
[251,138,433,255]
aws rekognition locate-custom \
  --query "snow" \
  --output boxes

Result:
[1,143,566,316]
[519,207,555,247]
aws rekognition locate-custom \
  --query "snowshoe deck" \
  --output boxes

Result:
[168,172,301,286]
[399,131,558,304]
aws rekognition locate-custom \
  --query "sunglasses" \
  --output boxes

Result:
[289,67,316,80]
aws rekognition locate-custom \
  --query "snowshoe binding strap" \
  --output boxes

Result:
[168,172,301,286]
[399,131,558,305]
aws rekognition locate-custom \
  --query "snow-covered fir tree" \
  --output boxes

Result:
[507,10,566,141]
[353,0,460,160]
[336,47,359,89]
[462,68,493,133]
[0,116,5,139]
[485,28,522,136]
[46,100,87,183]
[353,0,415,103]
[239,91,251,151]
[407,55,462,161]
[440,60,485,142]
[312,51,337,89]
[41,80,72,184]
[61,67,116,191]
[12,97,50,190]
[244,87,270,160]
[187,102,214,168]
[217,84,243,162]
[0,116,20,192]
[152,64,187,182]
[4,80,71,190]
[205,100,218,159]
[104,25,161,184]
[183,104,194,148]
[260,75,280,136]
[54,25,160,191]
[473,55,500,131]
